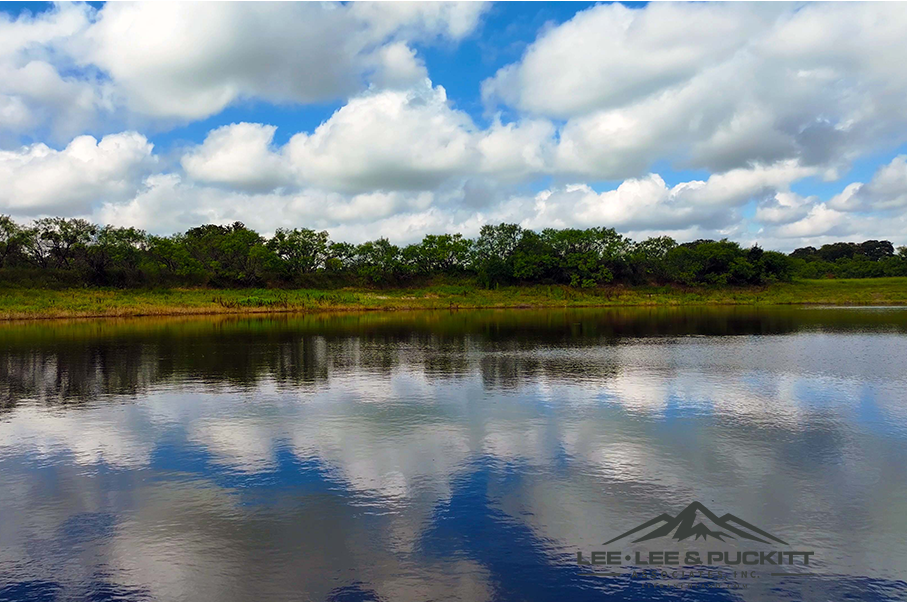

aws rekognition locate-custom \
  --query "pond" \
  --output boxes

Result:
[1,307,906,601]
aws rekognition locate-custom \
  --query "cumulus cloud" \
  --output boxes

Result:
[482,2,776,118]
[182,82,556,194]
[348,1,489,42]
[0,132,155,214]
[755,191,815,226]
[71,2,488,121]
[0,2,489,136]
[369,42,429,90]
[285,82,477,192]
[484,2,907,177]
[512,161,815,232]
[477,118,556,180]
[751,155,907,243]
[74,3,362,120]
[828,156,907,212]
[88,150,818,245]
[773,204,851,239]
[0,121,889,251]
[0,3,111,141]
[95,172,444,239]
[181,123,293,192]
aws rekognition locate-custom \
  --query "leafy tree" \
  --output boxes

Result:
[267,228,329,277]
[473,223,524,287]
[627,236,677,283]
[790,240,900,278]
[541,228,626,287]
[0,215,29,268]
[85,226,147,284]
[33,217,96,269]
[355,238,402,284]
[817,242,857,262]
[147,234,202,280]
[182,222,271,285]
[404,233,473,276]
[857,240,894,261]
[759,251,794,282]
[790,246,818,261]
[510,229,556,282]
[326,242,356,273]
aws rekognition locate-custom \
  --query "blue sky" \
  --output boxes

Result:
[2,1,907,249]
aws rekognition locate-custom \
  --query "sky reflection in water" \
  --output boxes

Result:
[0,308,906,601]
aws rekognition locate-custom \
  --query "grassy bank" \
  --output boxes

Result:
[1,278,906,320]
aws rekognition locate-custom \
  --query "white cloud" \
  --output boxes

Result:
[774,204,850,239]
[369,42,429,90]
[514,161,815,232]
[477,117,556,180]
[3,121,903,252]
[755,191,814,225]
[285,82,477,192]
[744,154,907,244]
[96,172,443,240]
[828,156,907,212]
[0,124,879,250]
[182,83,559,193]
[485,2,907,177]
[0,132,154,214]
[68,2,487,121]
[181,123,293,192]
[0,2,489,136]
[348,1,489,42]
[74,3,360,120]
[93,154,821,244]
[482,2,776,119]
[0,4,111,141]
[827,183,867,213]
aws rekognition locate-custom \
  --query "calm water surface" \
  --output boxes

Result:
[1,307,906,601]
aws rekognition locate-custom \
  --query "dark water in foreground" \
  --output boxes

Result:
[1,307,906,602]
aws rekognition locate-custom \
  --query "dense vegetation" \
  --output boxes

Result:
[788,240,907,279]
[1,215,905,289]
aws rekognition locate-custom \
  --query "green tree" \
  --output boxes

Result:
[355,238,402,284]
[147,234,201,280]
[473,224,523,287]
[857,240,894,261]
[627,236,676,283]
[266,228,330,277]
[32,217,97,270]
[0,215,29,268]
[182,222,272,285]
[759,251,794,282]
[404,233,473,276]
[326,242,357,273]
[790,246,818,261]
[86,226,148,284]
[541,228,627,287]
[817,242,857,262]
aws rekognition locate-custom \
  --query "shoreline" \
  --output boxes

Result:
[2,278,907,321]
[3,300,907,323]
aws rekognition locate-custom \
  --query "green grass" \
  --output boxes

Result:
[1,278,906,320]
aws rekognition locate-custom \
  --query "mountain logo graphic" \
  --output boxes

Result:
[603,501,788,545]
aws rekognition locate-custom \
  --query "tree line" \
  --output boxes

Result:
[1,215,904,288]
